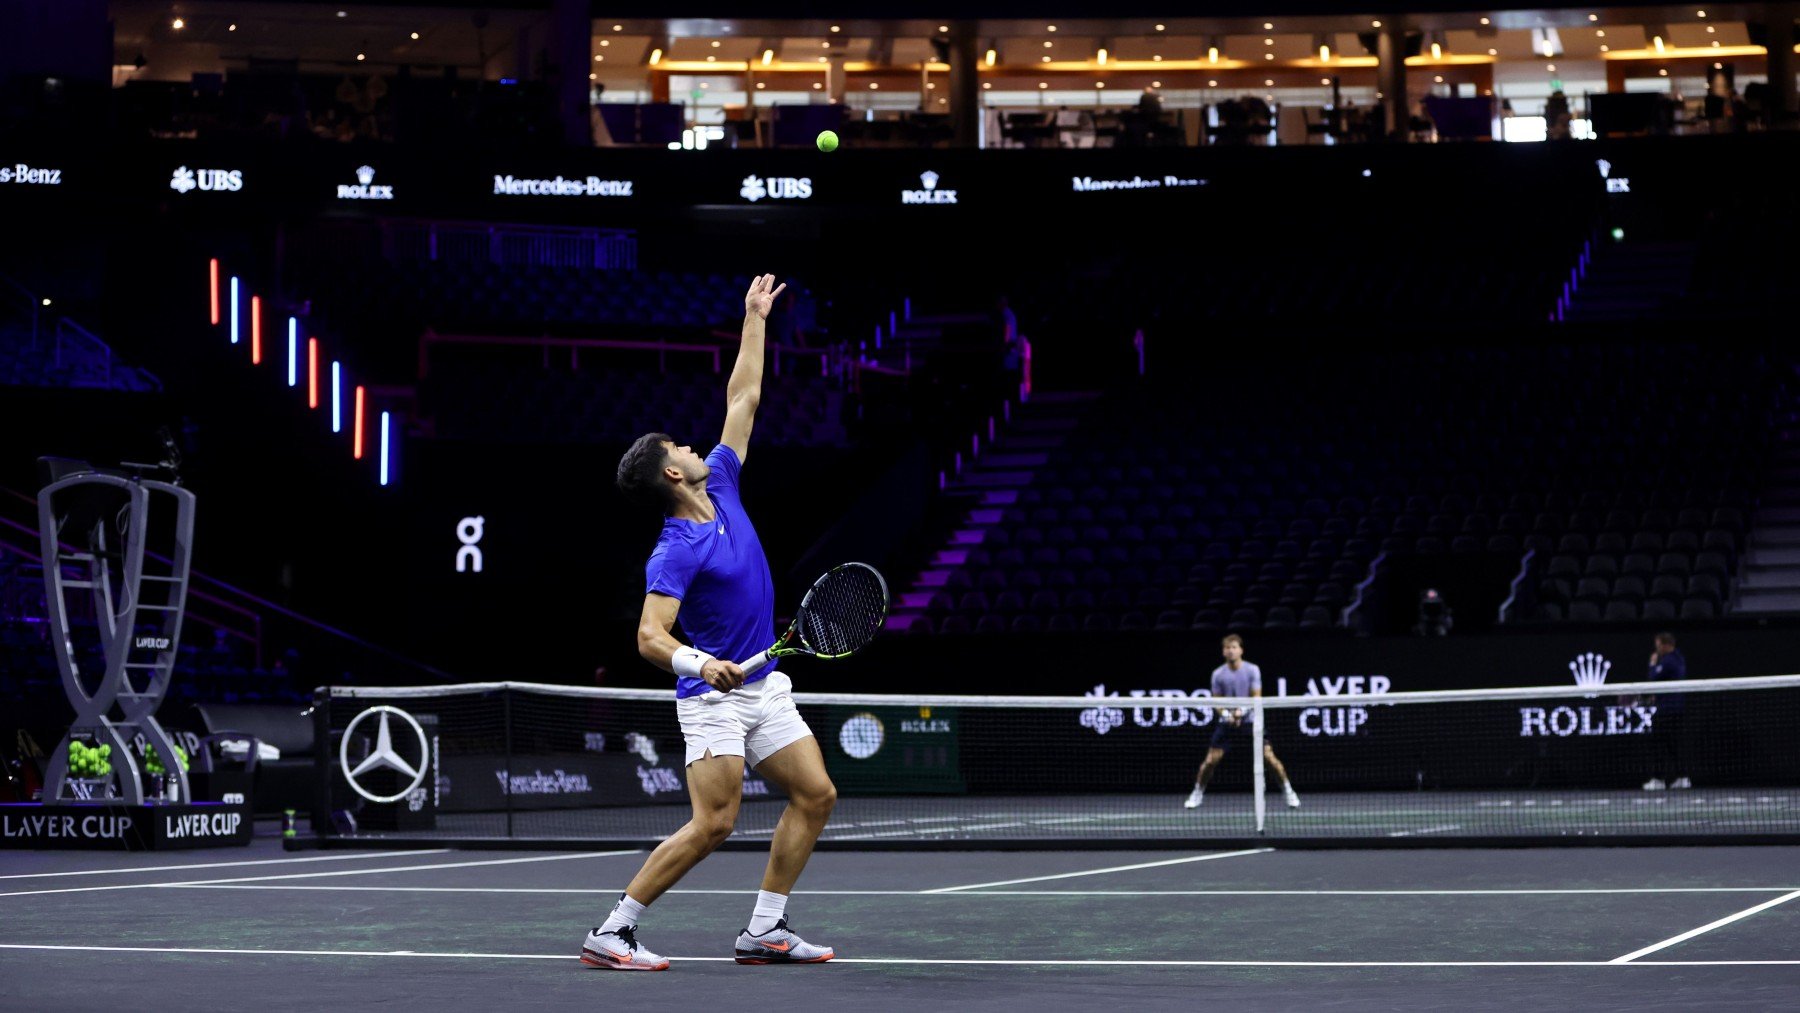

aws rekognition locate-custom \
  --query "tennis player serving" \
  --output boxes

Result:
[1186,634,1301,810]
[588,273,837,971]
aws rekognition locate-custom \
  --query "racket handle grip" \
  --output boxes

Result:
[736,650,773,677]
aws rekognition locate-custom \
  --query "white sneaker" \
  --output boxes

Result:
[1671,777,1692,790]
[581,926,670,971]
[1183,785,1204,809]
[1283,785,1301,809]
[1642,778,1667,791]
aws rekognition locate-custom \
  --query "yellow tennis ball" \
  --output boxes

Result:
[816,130,839,152]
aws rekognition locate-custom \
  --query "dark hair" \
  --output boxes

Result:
[1654,631,1677,646]
[1222,634,1243,649]
[616,432,675,511]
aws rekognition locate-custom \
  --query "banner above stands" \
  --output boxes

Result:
[7,133,1783,226]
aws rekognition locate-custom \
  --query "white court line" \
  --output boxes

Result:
[168,885,1800,897]
[0,850,642,900]
[923,848,1272,893]
[1611,888,1800,963]
[0,849,450,881]
[1,943,1797,967]
[1387,825,1465,838]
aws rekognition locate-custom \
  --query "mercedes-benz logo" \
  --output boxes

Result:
[339,705,429,803]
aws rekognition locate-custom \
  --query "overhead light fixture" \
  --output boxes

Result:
[1152,80,1161,87]
[1372,20,1382,28]
[336,10,346,18]
[1480,17,1491,25]
[710,40,720,47]
[1038,81,1048,88]
[938,25,948,33]
[1095,81,1104,88]
[1155,24,1165,31]
[171,17,185,29]
[1589,13,1599,21]
[706,55,716,62]
[829,25,840,33]
[756,82,765,89]
[1320,44,1331,61]
[1047,24,1057,32]
[1208,79,1218,87]
[812,82,822,89]
[985,48,996,66]
[1489,48,1498,55]
[869,82,878,89]
[1653,35,1665,54]
[1659,68,1669,75]
[1044,40,1053,48]
[1265,53,1274,60]
[1696,9,1706,18]
[762,49,774,65]
[1041,55,1050,62]
[982,81,991,89]
[613,24,622,31]
[1209,47,1220,63]
[1597,30,1606,37]
[1600,45,1609,52]
[1097,47,1107,65]
[1265,38,1274,46]
[1264,78,1273,86]
[1431,42,1443,59]
[648,48,662,65]
[356,52,365,61]
[1706,25,1715,33]
[1153,54,1162,61]
[1434,75,1444,82]
[1264,22,1274,30]
[594,55,603,62]
[410,31,419,40]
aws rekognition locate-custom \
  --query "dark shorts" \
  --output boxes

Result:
[1209,715,1256,751]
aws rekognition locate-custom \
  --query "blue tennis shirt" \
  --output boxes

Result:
[644,444,778,699]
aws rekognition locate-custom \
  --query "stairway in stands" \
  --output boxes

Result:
[1563,241,1696,323]
[1734,376,1800,614]
[885,392,1099,632]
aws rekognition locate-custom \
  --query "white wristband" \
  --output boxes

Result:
[672,647,715,681]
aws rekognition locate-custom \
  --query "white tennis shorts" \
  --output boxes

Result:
[675,671,813,768]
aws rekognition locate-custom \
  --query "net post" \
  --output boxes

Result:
[503,685,514,839]
[1251,696,1266,835]
[311,686,333,838]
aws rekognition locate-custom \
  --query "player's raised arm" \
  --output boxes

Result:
[721,273,785,464]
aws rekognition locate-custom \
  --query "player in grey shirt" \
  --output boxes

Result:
[1186,634,1301,809]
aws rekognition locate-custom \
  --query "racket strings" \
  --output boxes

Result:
[799,567,888,656]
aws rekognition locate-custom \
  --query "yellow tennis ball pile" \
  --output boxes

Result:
[67,741,113,778]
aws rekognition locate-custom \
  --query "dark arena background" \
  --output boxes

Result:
[3,0,1799,1009]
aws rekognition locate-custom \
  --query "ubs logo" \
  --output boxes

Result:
[739,175,813,202]
[171,167,243,194]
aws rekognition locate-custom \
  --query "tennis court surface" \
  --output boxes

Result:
[4,834,1797,1011]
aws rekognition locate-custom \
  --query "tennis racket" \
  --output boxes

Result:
[737,562,889,676]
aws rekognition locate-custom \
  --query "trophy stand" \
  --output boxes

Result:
[35,458,196,807]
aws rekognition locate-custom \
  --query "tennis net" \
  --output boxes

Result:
[311,674,1800,848]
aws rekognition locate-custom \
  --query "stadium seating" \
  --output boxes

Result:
[902,343,1779,633]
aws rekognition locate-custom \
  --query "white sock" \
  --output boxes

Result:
[598,893,647,935]
[747,890,788,935]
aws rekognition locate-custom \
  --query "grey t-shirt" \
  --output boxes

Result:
[1211,661,1263,700]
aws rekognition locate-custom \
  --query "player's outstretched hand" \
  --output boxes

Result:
[744,273,786,320]
[702,659,747,692]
